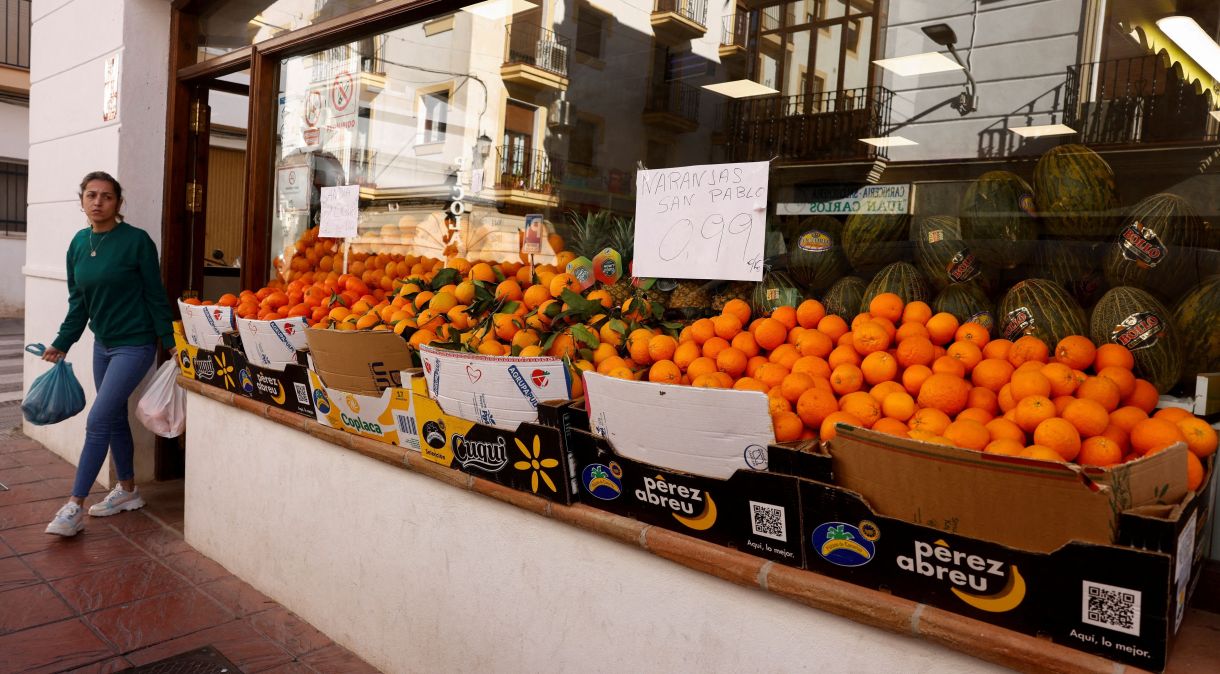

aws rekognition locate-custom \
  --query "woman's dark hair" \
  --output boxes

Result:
[78,171,124,220]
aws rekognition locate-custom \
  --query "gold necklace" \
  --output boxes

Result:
[89,230,107,257]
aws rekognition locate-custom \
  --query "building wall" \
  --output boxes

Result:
[0,98,29,317]
[23,0,171,485]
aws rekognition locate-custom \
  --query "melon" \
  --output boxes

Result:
[997,278,1087,346]
[783,215,849,292]
[1172,275,1220,388]
[859,262,930,313]
[1103,193,1203,304]
[1089,287,1181,393]
[959,171,1039,269]
[750,268,802,317]
[933,281,994,333]
[911,215,986,291]
[1033,239,1108,309]
[842,210,911,273]
[822,276,867,320]
[1033,144,1120,239]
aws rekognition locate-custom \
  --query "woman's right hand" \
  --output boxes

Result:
[42,346,65,363]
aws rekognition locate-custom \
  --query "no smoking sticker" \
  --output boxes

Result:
[331,72,353,112]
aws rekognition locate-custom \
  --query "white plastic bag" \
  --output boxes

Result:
[136,360,186,438]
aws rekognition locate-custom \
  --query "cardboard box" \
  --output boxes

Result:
[305,328,414,396]
[174,332,316,418]
[829,426,1188,553]
[307,369,420,451]
[177,300,235,350]
[418,345,572,431]
[236,317,310,370]
[412,377,577,504]
[173,332,242,393]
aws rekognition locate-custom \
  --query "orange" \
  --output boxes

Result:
[778,372,815,403]
[1020,445,1065,462]
[966,387,998,416]
[496,279,524,301]
[861,351,898,385]
[768,390,792,416]
[872,418,910,437]
[944,419,990,450]
[770,344,801,369]
[1101,424,1131,453]
[796,299,825,329]
[1034,417,1081,461]
[548,273,581,297]
[673,341,701,370]
[902,365,933,397]
[734,377,768,393]
[690,318,716,345]
[722,298,752,326]
[896,337,936,368]
[1014,395,1056,433]
[686,356,719,380]
[648,360,682,384]
[958,406,994,426]
[853,321,891,355]
[909,408,952,435]
[1153,407,1193,423]
[896,322,931,342]
[1051,395,1073,416]
[1130,418,1187,456]
[869,293,904,322]
[731,331,760,358]
[947,340,983,371]
[828,344,861,369]
[771,305,798,330]
[870,380,905,401]
[701,336,730,360]
[754,318,788,351]
[1078,436,1123,467]
[1125,379,1159,413]
[1054,335,1096,370]
[691,373,724,387]
[712,314,743,340]
[1010,370,1052,401]
[746,355,768,378]
[1187,451,1205,491]
[931,355,967,378]
[1177,418,1218,458]
[1061,398,1109,438]
[627,329,656,363]
[1097,366,1136,400]
[916,373,972,416]
[796,330,834,358]
[986,418,1026,444]
[839,391,882,428]
[716,347,749,378]
[1008,336,1049,367]
[791,356,831,380]
[647,335,678,363]
[820,411,863,441]
[1109,406,1149,433]
[1040,362,1079,397]
[755,363,790,390]
[830,364,864,395]
[955,322,991,346]
[985,439,1025,456]
[1094,343,1135,371]
[796,387,839,429]
[1078,376,1122,412]
[881,391,916,421]
[837,331,855,349]
[982,339,1013,361]
[902,301,933,325]
[925,312,960,345]
[971,358,1014,392]
[772,411,804,442]
[851,312,875,332]
[817,315,850,341]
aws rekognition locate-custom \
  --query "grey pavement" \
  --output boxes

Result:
[0,317,22,431]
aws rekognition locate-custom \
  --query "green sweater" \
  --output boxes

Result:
[53,222,176,352]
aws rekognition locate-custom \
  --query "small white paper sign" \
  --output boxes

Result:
[584,372,775,479]
[418,345,572,431]
[633,161,769,281]
[319,185,359,238]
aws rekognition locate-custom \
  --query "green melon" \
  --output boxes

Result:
[1032,239,1108,309]
[1033,144,1120,239]
[1089,287,1181,393]
[997,278,1087,346]
[859,262,930,313]
[750,268,802,317]
[959,171,1040,269]
[1103,193,1203,304]
[842,209,911,273]
[782,215,849,293]
[1172,275,1220,388]
[933,281,994,333]
[822,276,867,320]
[911,215,987,291]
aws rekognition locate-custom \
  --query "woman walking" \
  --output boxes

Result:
[42,171,176,536]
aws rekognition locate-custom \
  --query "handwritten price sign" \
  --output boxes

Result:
[633,161,769,281]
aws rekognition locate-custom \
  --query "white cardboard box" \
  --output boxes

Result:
[177,300,235,350]
[417,345,571,431]
[236,317,310,371]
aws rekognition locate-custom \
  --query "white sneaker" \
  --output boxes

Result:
[45,502,84,536]
[88,486,146,517]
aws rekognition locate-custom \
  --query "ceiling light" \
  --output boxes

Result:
[1008,124,1077,138]
[462,0,537,20]
[874,52,963,77]
[702,80,779,98]
[1157,16,1220,84]
[859,136,918,147]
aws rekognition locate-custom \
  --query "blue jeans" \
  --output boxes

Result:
[71,341,157,498]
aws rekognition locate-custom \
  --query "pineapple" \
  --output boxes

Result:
[711,281,756,312]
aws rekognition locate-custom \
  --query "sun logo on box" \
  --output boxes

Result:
[213,351,236,389]
[514,435,559,494]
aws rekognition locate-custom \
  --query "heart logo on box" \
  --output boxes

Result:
[466,365,483,383]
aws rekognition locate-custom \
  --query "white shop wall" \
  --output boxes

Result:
[23,0,171,484]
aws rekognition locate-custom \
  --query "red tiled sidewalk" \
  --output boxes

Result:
[0,431,381,674]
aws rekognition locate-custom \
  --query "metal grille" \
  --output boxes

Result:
[655,0,708,28]
[724,86,894,162]
[0,161,26,235]
[646,80,701,121]
[1,0,30,69]
[504,23,571,77]
[123,646,240,673]
[721,13,748,48]
[494,146,558,194]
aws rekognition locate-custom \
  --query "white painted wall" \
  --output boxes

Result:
[22,0,171,486]
[184,392,1005,674]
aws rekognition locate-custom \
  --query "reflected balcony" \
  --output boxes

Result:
[652,0,707,45]
[643,81,701,134]
[1064,55,1219,146]
[502,24,571,93]
[719,13,748,61]
[494,146,561,208]
[724,86,895,162]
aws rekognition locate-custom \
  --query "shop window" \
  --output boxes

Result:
[0,160,26,235]
[420,90,450,144]
[577,8,606,59]
[196,0,382,60]
[570,117,600,173]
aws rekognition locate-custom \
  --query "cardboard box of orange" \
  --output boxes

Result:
[173,329,315,418]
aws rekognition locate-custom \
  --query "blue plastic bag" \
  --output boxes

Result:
[22,344,86,426]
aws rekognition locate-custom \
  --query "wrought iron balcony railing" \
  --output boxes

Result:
[645,80,701,122]
[495,146,559,194]
[723,86,895,162]
[720,13,748,48]
[654,0,708,29]
[2,0,31,69]
[1064,55,1217,146]
[504,23,571,77]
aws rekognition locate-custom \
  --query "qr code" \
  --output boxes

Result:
[749,501,787,542]
[293,383,310,404]
[1082,580,1141,636]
